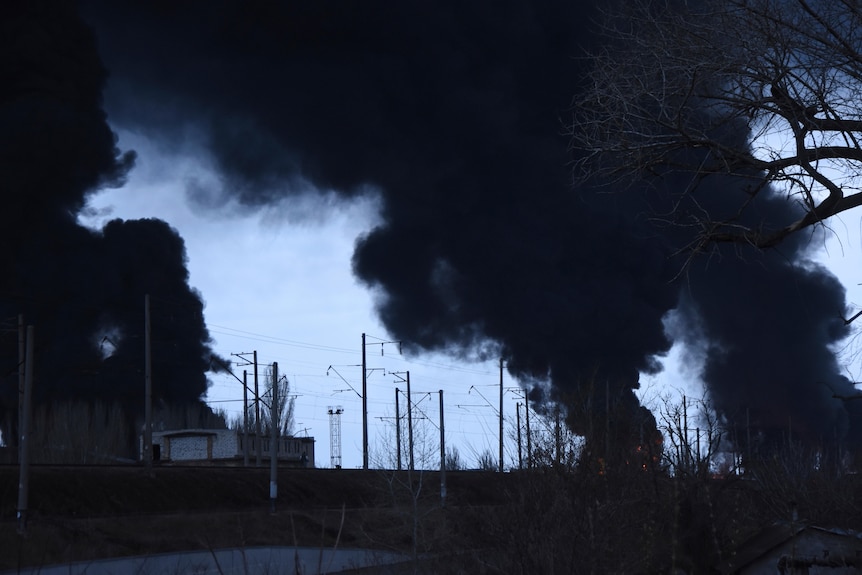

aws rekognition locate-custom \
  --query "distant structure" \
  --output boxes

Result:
[717,523,862,574]
[141,429,314,467]
[328,406,343,468]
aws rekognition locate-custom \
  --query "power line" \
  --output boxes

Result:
[208,324,356,354]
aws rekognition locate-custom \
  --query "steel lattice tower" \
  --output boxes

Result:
[328,406,343,468]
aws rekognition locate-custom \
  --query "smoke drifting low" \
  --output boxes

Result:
[4,0,856,456]
[0,2,221,444]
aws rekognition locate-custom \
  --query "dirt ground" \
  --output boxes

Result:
[0,464,505,571]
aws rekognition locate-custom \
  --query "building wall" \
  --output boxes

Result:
[210,430,237,459]
[166,435,211,461]
[147,429,315,466]
[237,433,315,466]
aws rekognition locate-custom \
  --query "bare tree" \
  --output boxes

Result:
[476,449,498,471]
[444,446,463,471]
[254,366,295,437]
[31,401,130,464]
[573,0,862,250]
[656,392,724,478]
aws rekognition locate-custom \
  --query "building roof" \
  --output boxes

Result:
[154,429,224,439]
[717,522,862,574]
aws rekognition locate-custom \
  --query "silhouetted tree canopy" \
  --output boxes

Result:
[574,0,862,250]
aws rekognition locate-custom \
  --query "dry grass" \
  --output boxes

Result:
[0,465,503,571]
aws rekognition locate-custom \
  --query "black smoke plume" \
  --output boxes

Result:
[0,2,222,450]
[36,0,862,460]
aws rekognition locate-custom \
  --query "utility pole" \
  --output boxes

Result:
[361,334,401,470]
[696,427,702,467]
[407,371,414,472]
[254,351,261,467]
[392,371,414,471]
[516,403,523,470]
[232,351,262,466]
[215,354,254,466]
[144,294,153,472]
[270,362,278,513]
[605,379,610,466]
[555,404,561,468]
[395,387,402,471]
[499,358,504,472]
[683,394,689,472]
[17,315,24,463]
[439,390,446,507]
[747,407,752,467]
[17,324,34,535]
[361,333,368,470]
[243,370,249,467]
[525,391,532,469]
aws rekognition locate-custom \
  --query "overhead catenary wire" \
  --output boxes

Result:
[201,322,530,470]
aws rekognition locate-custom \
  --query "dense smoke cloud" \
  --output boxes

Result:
[0,2,221,446]
[4,0,857,456]
[80,0,858,453]
[79,0,681,452]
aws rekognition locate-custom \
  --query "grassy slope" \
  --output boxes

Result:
[0,465,505,571]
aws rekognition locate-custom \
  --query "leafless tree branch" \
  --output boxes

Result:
[572,0,862,249]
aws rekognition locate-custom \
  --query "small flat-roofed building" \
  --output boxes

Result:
[141,429,314,467]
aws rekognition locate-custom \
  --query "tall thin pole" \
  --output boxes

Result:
[439,390,446,507]
[499,357,504,472]
[605,379,610,463]
[362,333,368,470]
[17,325,34,535]
[525,391,532,469]
[407,371,414,472]
[243,370,249,467]
[683,394,689,472]
[254,351,261,467]
[746,407,751,465]
[395,387,402,471]
[516,403,523,470]
[555,404,561,467]
[17,315,24,461]
[144,294,152,471]
[696,427,701,469]
[270,362,278,513]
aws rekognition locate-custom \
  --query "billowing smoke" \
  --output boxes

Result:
[671,174,858,453]
[0,2,222,447]
[7,0,857,458]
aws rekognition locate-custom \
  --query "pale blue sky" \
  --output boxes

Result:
[81,129,519,469]
[80,129,862,469]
